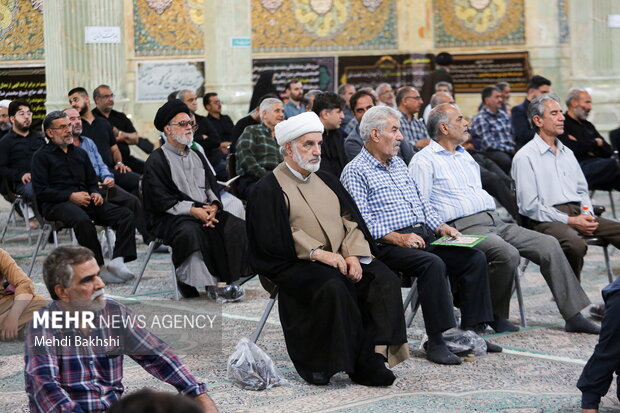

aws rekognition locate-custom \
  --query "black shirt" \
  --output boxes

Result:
[194,113,222,154]
[0,129,46,183]
[92,108,137,162]
[230,114,260,146]
[559,113,613,162]
[31,143,99,208]
[81,115,116,167]
[207,113,234,141]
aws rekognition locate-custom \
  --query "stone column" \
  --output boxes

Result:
[202,0,253,122]
[43,0,126,111]
[568,0,620,132]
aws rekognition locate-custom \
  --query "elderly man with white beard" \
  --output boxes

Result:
[142,100,250,300]
[246,111,408,387]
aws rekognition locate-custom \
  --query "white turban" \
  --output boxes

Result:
[275,111,324,146]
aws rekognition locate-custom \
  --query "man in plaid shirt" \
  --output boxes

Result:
[235,98,284,200]
[341,106,498,366]
[396,86,430,156]
[470,86,515,174]
[24,246,218,413]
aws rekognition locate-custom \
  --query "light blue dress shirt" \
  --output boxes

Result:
[78,135,113,181]
[511,134,592,223]
[409,140,496,222]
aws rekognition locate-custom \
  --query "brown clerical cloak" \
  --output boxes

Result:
[247,164,407,383]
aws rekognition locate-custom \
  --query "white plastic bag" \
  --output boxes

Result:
[443,328,487,357]
[227,338,287,390]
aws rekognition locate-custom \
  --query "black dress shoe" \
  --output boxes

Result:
[176,281,199,298]
[484,340,503,353]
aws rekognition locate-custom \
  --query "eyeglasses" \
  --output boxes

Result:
[99,94,114,99]
[404,96,422,101]
[169,120,196,129]
[49,124,71,131]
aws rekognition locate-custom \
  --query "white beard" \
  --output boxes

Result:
[292,144,320,173]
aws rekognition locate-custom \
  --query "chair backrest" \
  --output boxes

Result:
[225,153,239,196]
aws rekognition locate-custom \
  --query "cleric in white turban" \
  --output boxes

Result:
[245,100,409,387]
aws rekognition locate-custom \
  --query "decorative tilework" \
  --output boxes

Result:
[133,0,204,57]
[252,0,398,52]
[0,0,44,61]
[558,0,570,44]
[433,0,525,47]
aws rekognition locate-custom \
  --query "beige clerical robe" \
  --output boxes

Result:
[273,163,408,367]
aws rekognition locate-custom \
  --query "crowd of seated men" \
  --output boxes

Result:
[1,69,619,412]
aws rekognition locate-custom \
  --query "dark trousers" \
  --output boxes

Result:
[107,186,152,244]
[532,203,620,278]
[577,283,620,409]
[472,153,520,222]
[580,157,620,191]
[377,242,493,334]
[482,150,513,175]
[43,201,137,265]
[15,182,34,201]
[112,169,141,194]
[236,175,258,201]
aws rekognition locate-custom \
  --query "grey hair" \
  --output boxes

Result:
[176,89,194,100]
[427,103,457,140]
[259,98,282,122]
[43,246,95,300]
[43,111,67,132]
[429,92,453,109]
[565,88,587,108]
[375,82,392,95]
[528,93,561,132]
[435,81,453,92]
[359,106,402,144]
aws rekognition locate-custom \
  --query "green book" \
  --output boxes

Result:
[431,234,488,248]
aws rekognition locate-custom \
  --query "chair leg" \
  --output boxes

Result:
[250,294,277,344]
[515,262,527,328]
[53,230,59,248]
[609,191,616,219]
[28,224,50,277]
[404,281,420,328]
[131,240,158,295]
[603,245,614,283]
[0,201,17,243]
[105,227,114,256]
[168,246,179,301]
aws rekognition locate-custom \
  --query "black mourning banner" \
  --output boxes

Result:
[338,54,434,91]
[0,66,46,129]
[252,57,336,96]
[450,52,531,93]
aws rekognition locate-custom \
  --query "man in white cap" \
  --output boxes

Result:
[246,111,408,387]
[0,99,11,139]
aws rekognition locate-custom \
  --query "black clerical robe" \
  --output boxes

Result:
[246,168,407,382]
[143,148,249,283]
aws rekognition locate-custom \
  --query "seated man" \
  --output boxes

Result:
[410,103,599,334]
[471,86,515,174]
[24,245,218,413]
[559,89,620,191]
[578,276,620,412]
[312,92,346,177]
[396,86,430,154]
[341,106,499,365]
[31,111,137,283]
[64,108,153,245]
[0,248,46,341]
[0,100,45,205]
[247,111,407,386]
[512,75,552,151]
[344,90,412,163]
[0,99,11,139]
[235,98,284,199]
[512,94,620,280]
[143,100,249,299]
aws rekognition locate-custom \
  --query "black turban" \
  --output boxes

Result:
[154,99,190,132]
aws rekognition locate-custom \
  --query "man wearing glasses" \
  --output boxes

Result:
[142,100,249,300]
[396,86,430,153]
[31,111,137,283]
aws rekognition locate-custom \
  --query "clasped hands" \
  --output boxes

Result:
[190,204,219,228]
[312,250,362,283]
[396,224,460,249]
[69,191,103,207]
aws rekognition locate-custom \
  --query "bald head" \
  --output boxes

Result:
[429,92,454,109]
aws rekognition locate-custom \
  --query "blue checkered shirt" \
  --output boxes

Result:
[470,107,514,153]
[399,111,430,149]
[340,147,443,240]
[343,118,358,137]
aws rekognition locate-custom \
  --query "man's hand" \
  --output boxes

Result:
[194,393,219,413]
[313,250,347,275]
[102,177,115,188]
[190,205,220,228]
[399,233,426,249]
[415,138,431,149]
[440,224,460,238]
[114,162,132,173]
[344,256,362,283]
[568,214,599,236]
[219,141,231,155]
[567,134,578,142]
[595,137,605,147]
[21,173,31,184]
[0,314,19,341]
[203,204,219,228]
[90,192,103,206]
[69,192,91,207]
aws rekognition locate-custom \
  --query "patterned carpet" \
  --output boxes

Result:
[1,194,619,413]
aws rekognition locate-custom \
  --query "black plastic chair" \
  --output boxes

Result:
[1,178,33,244]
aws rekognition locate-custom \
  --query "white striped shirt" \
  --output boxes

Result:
[409,140,496,222]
